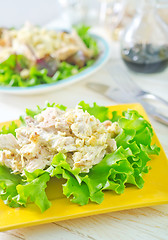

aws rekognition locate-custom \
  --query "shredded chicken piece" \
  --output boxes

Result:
[0,106,121,174]
[0,134,20,152]
[0,23,94,63]
[52,45,79,61]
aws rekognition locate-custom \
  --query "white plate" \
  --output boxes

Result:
[0,34,111,95]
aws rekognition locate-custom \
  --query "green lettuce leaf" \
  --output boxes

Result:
[48,148,134,205]
[0,165,23,207]
[48,153,90,205]
[74,25,99,56]
[79,101,109,122]
[0,165,51,212]
[17,171,51,213]
[0,121,18,137]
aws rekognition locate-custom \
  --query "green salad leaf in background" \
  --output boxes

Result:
[0,102,160,212]
[0,25,99,88]
[74,25,99,56]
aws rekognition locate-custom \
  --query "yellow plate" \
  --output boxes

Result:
[0,103,168,232]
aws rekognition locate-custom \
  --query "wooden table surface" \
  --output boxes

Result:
[0,32,168,240]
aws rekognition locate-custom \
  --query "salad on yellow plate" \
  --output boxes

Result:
[0,101,161,213]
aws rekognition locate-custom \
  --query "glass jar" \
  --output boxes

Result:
[120,0,168,74]
[99,0,126,30]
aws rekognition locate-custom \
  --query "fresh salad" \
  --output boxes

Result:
[0,102,160,212]
[0,24,99,87]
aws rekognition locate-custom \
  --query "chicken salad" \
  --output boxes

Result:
[0,102,160,212]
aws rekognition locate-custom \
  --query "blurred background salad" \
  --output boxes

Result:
[0,0,168,88]
[0,24,99,87]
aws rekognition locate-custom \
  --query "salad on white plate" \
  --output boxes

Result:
[0,23,110,94]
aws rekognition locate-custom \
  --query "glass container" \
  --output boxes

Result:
[121,0,168,74]
[99,0,126,34]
